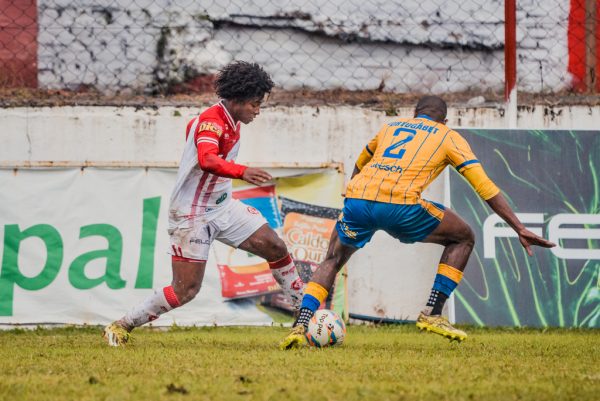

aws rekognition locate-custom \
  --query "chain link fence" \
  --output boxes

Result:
[0,0,597,100]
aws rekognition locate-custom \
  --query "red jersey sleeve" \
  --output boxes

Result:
[194,119,247,179]
[195,119,222,147]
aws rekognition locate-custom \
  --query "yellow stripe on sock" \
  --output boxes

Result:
[437,263,463,283]
[305,281,329,303]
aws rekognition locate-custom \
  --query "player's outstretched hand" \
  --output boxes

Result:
[242,167,272,186]
[517,228,556,256]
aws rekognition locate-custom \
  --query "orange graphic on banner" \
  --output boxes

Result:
[282,212,335,264]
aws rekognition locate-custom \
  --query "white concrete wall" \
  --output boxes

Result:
[4,104,599,168]
[37,0,570,93]
[1,103,598,321]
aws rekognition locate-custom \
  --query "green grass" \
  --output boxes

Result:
[0,325,598,401]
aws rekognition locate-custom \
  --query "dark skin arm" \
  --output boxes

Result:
[242,167,272,186]
[485,192,556,255]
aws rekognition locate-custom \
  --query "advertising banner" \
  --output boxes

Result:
[214,186,281,300]
[452,130,599,328]
[279,197,347,317]
[0,167,345,327]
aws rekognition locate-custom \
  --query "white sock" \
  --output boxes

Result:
[268,254,305,309]
[121,286,180,329]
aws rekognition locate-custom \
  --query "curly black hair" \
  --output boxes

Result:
[214,61,274,101]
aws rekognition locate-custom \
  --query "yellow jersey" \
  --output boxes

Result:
[346,115,499,205]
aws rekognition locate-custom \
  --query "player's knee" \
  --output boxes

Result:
[267,236,289,260]
[461,225,475,250]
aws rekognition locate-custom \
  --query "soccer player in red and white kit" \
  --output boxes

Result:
[103,61,305,346]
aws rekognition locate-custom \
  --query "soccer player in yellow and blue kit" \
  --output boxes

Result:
[281,95,555,347]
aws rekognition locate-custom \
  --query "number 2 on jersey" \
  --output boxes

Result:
[382,128,416,160]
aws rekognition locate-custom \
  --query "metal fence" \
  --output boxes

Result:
[0,0,597,97]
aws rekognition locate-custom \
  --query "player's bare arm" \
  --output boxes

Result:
[452,138,556,255]
[485,192,556,255]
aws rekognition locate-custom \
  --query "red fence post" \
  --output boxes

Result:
[0,0,38,88]
[505,0,517,127]
[596,0,600,92]
[585,0,598,93]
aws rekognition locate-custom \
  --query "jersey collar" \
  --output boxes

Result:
[218,100,237,128]
[416,114,433,120]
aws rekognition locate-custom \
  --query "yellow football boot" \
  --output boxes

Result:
[416,312,467,342]
[102,322,131,347]
[279,325,307,350]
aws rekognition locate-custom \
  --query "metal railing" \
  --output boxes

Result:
[0,1,597,99]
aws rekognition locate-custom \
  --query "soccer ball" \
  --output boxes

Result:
[305,309,346,347]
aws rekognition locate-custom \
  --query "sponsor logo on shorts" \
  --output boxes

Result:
[247,206,259,215]
[371,162,403,173]
[190,237,210,245]
[339,221,357,239]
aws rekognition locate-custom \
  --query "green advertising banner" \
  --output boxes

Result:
[451,130,599,328]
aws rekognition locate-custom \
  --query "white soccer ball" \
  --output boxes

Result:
[305,309,346,347]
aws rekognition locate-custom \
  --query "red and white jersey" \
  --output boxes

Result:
[169,101,241,219]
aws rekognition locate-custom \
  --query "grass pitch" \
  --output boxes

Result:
[0,325,598,401]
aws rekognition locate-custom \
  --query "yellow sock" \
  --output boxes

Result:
[304,281,328,304]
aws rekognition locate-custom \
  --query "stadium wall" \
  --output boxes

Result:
[3,104,600,168]
[1,104,599,326]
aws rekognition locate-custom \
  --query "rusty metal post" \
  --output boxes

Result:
[505,0,517,127]
[585,0,598,93]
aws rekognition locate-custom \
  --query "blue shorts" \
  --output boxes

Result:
[336,198,445,248]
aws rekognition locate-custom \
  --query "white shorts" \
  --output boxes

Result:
[168,199,267,261]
